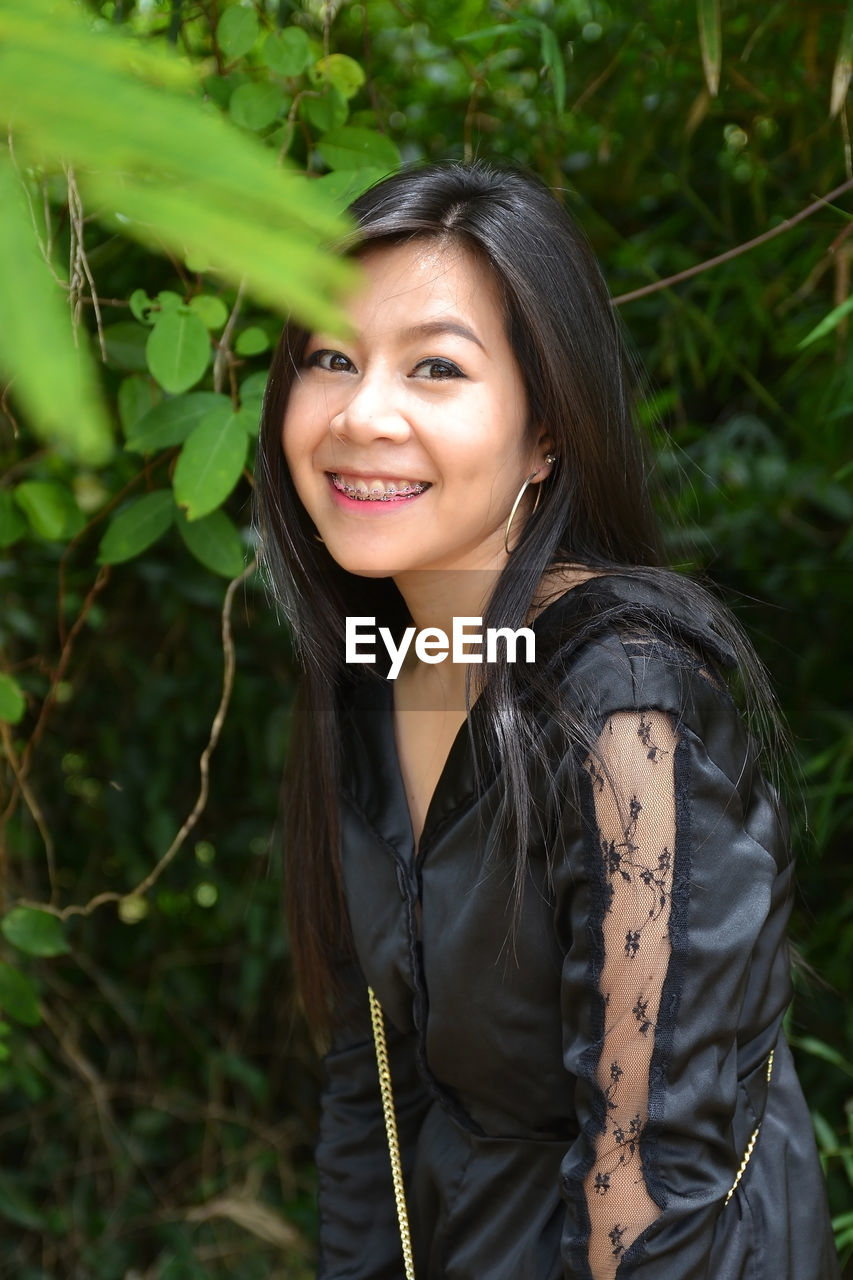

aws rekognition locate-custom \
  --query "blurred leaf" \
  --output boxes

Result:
[0,673,26,725]
[798,295,853,348]
[1,908,69,958]
[0,0,357,334]
[264,26,312,77]
[97,491,174,564]
[312,166,390,209]
[455,23,518,44]
[697,0,722,97]
[302,83,349,132]
[229,82,285,131]
[791,1034,853,1078]
[173,408,249,520]
[188,295,229,332]
[145,310,211,394]
[14,481,83,541]
[217,4,260,60]
[103,321,150,371]
[0,1174,49,1230]
[539,24,566,114]
[128,288,155,323]
[117,373,160,435]
[0,159,112,465]
[317,126,401,173]
[0,492,27,548]
[125,392,230,454]
[176,507,245,577]
[235,326,270,356]
[0,964,40,1026]
[314,54,366,100]
[831,0,853,117]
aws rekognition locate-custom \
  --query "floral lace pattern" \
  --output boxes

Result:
[583,710,677,1278]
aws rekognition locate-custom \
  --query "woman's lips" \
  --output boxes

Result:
[326,472,431,504]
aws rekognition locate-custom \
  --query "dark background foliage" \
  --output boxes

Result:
[1,1,851,1275]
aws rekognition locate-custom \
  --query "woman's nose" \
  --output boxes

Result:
[330,367,410,443]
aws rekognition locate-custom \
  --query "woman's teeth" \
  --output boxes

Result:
[330,474,429,501]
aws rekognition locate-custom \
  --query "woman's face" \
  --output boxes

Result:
[281,238,549,578]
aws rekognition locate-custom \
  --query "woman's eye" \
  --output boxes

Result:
[307,349,355,373]
[413,357,464,380]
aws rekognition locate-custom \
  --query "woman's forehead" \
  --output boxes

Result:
[343,238,506,342]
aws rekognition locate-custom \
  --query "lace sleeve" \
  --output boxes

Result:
[582,709,677,1279]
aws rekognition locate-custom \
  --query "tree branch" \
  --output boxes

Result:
[612,177,853,306]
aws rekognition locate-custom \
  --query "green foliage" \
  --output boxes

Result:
[1,0,851,1272]
[0,908,69,958]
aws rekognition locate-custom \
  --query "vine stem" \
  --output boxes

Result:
[612,176,853,306]
[16,555,258,922]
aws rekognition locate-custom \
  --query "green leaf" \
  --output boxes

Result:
[317,126,401,174]
[235,325,270,356]
[176,508,245,578]
[312,166,390,210]
[539,24,566,115]
[188,295,229,331]
[797,295,853,348]
[314,54,366,100]
[0,492,27,548]
[0,159,112,466]
[14,481,83,541]
[831,0,853,117]
[0,964,40,1026]
[302,83,349,132]
[128,288,155,323]
[97,490,174,564]
[146,309,211,394]
[264,26,312,77]
[217,4,260,60]
[0,673,26,725]
[126,392,230,454]
[697,0,721,97]
[117,373,160,435]
[229,82,285,131]
[791,1034,853,1077]
[1,907,69,958]
[173,408,249,520]
[103,321,151,371]
[239,370,268,401]
[234,404,261,434]
[0,1,356,334]
[454,23,518,44]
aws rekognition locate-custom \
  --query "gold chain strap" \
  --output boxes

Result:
[724,1048,775,1207]
[367,986,416,1280]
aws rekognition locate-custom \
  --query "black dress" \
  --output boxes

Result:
[315,574,839,1279]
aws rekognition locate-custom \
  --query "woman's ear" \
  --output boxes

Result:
[528,429,556,480]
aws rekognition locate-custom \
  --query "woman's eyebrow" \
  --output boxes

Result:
[399,319,486,351]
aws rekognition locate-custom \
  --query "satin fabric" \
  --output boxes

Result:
[315,575,839,1279]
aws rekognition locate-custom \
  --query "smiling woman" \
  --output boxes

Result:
[281,238,543,579]
[254,162,839,1280]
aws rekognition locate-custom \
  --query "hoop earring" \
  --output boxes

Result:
[504,454,556,555]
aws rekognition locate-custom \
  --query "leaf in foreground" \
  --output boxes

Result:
[0,158,112,465]
[0,0,358,332]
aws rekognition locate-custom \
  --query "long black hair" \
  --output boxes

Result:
[255,160,784,1023]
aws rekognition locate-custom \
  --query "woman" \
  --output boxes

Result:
[256,162,839,1279]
